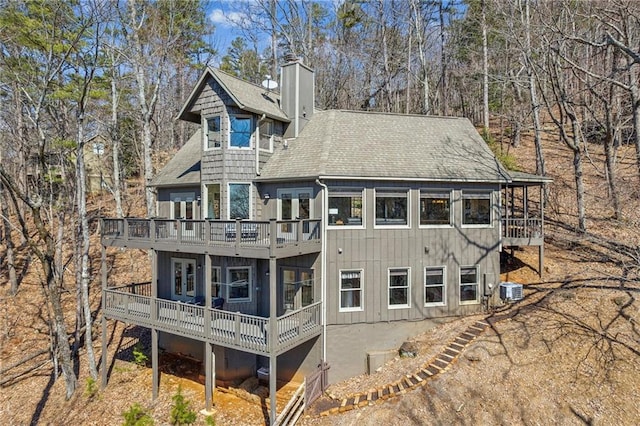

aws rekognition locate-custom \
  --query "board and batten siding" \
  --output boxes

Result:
[324,182,501,326]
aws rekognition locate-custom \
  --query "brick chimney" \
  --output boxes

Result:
[280,55,314,138]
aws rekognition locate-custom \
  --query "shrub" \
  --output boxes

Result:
[122,403,154,426]
[132,343,148,367]
[84,377,98,399]
[170,385,197,425]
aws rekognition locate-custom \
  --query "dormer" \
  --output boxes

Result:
[177,67,290,153]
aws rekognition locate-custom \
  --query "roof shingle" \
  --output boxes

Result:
[258,110,510,183]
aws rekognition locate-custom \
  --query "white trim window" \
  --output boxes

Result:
[375,188,409,227]
[229,115,253,148]
[339,269,363,312]
[228,183,251,219]
[460,266,480,304]
[462,191,492,226]
[425,267,446,306]
[388,268,410,308]
[227,266,251,302]
[206,116,221,149]
[419,190,452,226]
[259,119,274,152]
[328,188,364,227]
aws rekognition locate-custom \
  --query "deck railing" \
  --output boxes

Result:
[502,217,543,240]
[103,286,322,355]
[102,218,321,252]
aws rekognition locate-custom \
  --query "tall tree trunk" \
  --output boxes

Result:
[76,115,98,380]
[128,0,160,218]
[629,67,640,183]
[439,1,448,116]
[481,0,489,129]
[40,208,76,398]
[524,0,545,175]
[0,184,18,294]
[110,73,124,218]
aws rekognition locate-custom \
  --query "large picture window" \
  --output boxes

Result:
[460,266,479,304]
[388,268,410,308]
[420,191,452,226]
[228,267,251,301]
[340,270,363,311]
[462,192,492,225]
[206,116,221,149]
[425,267,445,306]
[229,115,252,148]
[228,183,250,219]
[328,188,363,226]
[375,189,408,226]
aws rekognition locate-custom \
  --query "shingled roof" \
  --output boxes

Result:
[178,67,289,123]
[150,130,201,187]
[258,110,511,183]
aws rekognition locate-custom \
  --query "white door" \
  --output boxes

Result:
[170,192,196,237]
[278,188,312,239]
[282,267,314,312]
[172,258,196,301]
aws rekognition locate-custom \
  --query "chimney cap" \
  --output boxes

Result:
[284,52,300,64]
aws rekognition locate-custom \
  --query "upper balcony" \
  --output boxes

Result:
[101,218,322,259]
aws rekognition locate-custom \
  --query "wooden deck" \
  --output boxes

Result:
[103,287,322,356]
[502,217,544,246]
[101,218,322,259]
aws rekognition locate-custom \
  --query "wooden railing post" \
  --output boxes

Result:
[176,219,182,243]
[269,219,278,257]
[297,219,303,244]
[123,218,129,240]
[235,219,241,254]
[204,220,211,246]
[150,219,156,242]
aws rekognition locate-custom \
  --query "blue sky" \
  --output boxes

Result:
[206,1,265,62]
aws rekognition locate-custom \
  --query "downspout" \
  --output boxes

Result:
[256,114,266,176]
[315,179,328,363]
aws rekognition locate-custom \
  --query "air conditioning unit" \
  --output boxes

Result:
[500,282,523,301]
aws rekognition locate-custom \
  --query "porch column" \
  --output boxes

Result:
[151,250,157,321]
[539,183,546,278]
[204,254,214,410]
[268,256,278,425]
[100,243,108,388]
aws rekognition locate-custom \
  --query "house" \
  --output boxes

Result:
[99,57,550,423]
[84,134,113,194]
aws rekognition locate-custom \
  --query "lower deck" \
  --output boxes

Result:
[103,284,322,357]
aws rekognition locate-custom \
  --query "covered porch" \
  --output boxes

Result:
[501,171,552,276]
[100,247,324,425]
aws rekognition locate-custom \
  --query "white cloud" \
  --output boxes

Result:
[209,8,249,28]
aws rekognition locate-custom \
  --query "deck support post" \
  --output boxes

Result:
[100,243,108,389]
[205,343,215,411]
[152,328,158,400]
[269,256,278,425]
[101,316,108,388]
